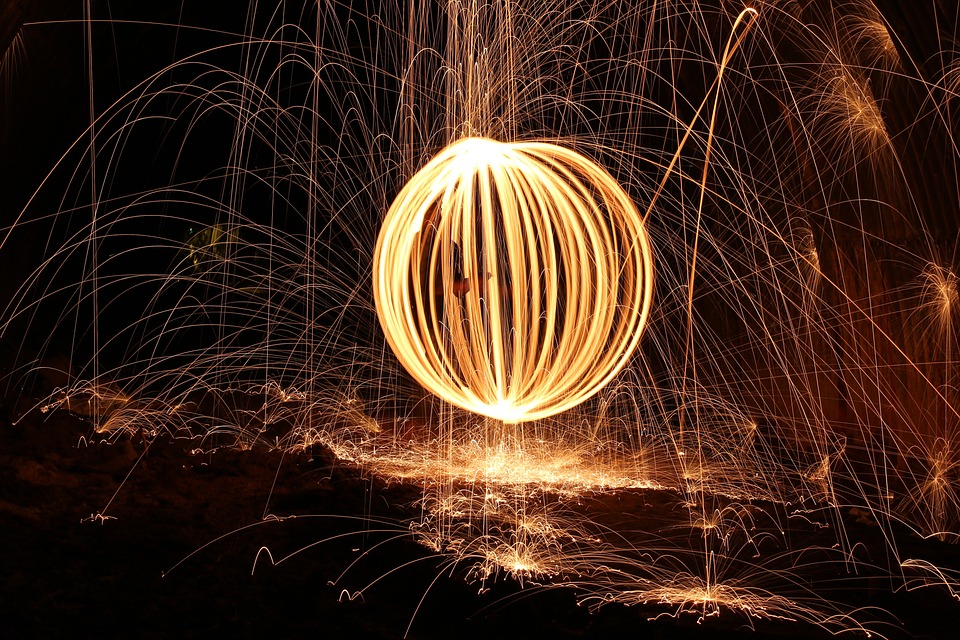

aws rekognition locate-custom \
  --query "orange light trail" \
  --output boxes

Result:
[374,137,654,422]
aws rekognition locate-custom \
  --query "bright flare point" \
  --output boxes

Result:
[374,137,654,422]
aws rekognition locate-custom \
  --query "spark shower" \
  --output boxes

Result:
[3,0,960,636]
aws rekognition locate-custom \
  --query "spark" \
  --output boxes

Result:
[918,262,959,335]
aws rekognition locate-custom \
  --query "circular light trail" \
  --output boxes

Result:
[374,137,654,422]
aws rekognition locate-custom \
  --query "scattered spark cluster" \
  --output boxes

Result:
[4,0,960,636]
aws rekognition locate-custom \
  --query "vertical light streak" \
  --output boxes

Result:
[84,0,100,427]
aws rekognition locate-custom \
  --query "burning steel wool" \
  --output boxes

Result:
[3,1,960,637]
[373,137,654,422]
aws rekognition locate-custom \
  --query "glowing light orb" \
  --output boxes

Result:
[374,137,654,422]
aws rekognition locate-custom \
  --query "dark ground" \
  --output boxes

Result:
[2,377,959,640]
